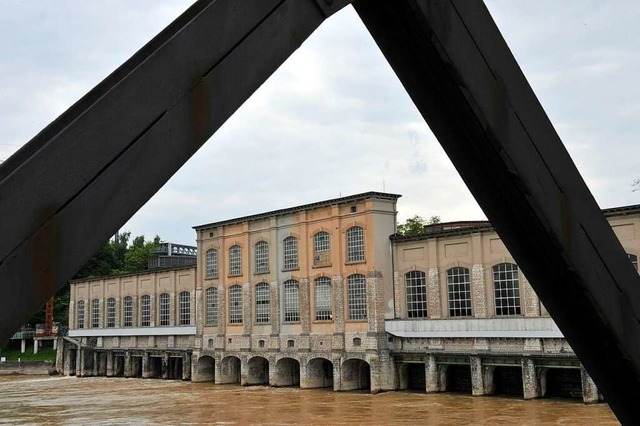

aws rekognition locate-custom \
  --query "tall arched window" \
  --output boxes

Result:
[229,285,243,324]
[141,295,151,327]
[493,263,521,316]
[283,280,300,322]
[405,271,427,318]
[206,249,218,279]
[229,245,242,276]
[205,287,218,326]
[255,282,270,323]
[255,241,269,273]
[77,300,85,329]
[159,293,170,326]
[313,231,331,266]
[283,237,298,270]
[628,253,638,271]
[91,299,100,328]
[106,298,116,328]
[314,276,332,321]
[347,274,367,320]
[123,296,133,327]
[179,291,190,325]
[346,226,365,263]
[447,267,472,317]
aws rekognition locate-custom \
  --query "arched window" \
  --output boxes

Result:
[208,339,214,348]
[159,293,170,326]
[628,253,638,271]
[314,277,332,321]
[123,296,133,327]
[493,263,521,316]
[229,285,243,324]
[448,267,472,317]
[283,280,300,322]
[91,299,100,328]
[206,249,218,279]
[287,339,295,348]
[255,282,270,323]
[77,300,85,329]
[106,298,116,328]
[405,271,427,318]
[313,231,331,266]
[205,287,218,326]
[179,291,190,325]
[258,339,266,348]
[141,295,151,327]
[229,245,242,276]
[353,337,362,347]
[346,226,365,263]
[347,274,367,320]
[283,237,298,270]
[255,241,269,273]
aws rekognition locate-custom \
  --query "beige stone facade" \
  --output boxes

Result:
[59,194,640,402]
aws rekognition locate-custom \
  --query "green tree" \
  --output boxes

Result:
[124,235,161,272]
[397,215,442,236]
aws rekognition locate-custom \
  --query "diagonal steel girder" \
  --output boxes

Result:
[353,0,640,422]
[0,0,352,344]
[1,0,638,422]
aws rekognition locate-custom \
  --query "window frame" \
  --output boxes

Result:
[159,293,170,326]
[493,263,521,316]
[255,241,269,274]
[255,282,271,323]
[405,270,427,318]
[77,300,85,329]
[179,291,190,325]
[229,245,242,277]
[313,231,331,267]
[205,287,218,326]
[229,285,243,324]
[283,280,300,322]
[447,267,473,317]
[206,249,219,279]
[123,296,133,327]
[283,236,299,270]
[314,276,332,321]
[140,295,151,327]
[106,298,116,328]
[91,299,100,328]
[347,274,367,320]
[346,226,365,263]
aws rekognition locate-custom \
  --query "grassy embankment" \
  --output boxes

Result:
[0,346,56,361]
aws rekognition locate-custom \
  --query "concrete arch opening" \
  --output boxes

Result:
[398,363,426,391]
[541,368,582,400]
[131,356,143,378]
[247,356,269,386]
[195,355,215,382]
[304,358,334,389]
[445,364,472,394]
[113,355,125,377]
[341,359,371,391]
[219,356,241,384]
[274,357,300,387]
[493,366,523,397]
[149,356,162,378]
[168,356,183,380]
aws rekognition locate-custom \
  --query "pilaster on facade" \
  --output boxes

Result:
[217,284,226,338]
[366,272,384,334]
[332,275,345,334]
[393,271,401,318]
[427,268,441,319]
[270,281,280,336]
[523,277,541,317]
[471,264,487,318]
[300,278,311,334]
[243,282,252,336]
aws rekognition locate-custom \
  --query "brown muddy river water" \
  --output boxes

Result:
[0,375,617,425]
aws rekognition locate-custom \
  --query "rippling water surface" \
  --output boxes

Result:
[0,375,618,425]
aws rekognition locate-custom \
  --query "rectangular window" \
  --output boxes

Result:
[255,283,270,323]
[405,271,427,318]
[141,295,151,327]
[229,286,243,324]
[314,277,332,321]
[107,298,116,328]
[206,287,218,326]
[159,294,170,326]
[283,281,300,322]
[448,267,472,317]
[347,274,367,320]
[494,263,521,316]
[77,301,85,329]
[123,297,133,327]
[91,299,100,328]
[179,292,190,325]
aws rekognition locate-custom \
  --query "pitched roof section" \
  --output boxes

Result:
[391,203,640,243]
[193,191,402,231]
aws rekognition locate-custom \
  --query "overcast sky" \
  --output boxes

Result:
[1,1,639,245]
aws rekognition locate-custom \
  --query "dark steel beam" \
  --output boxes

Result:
[353,0,640,422]
[0,0,352,345]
